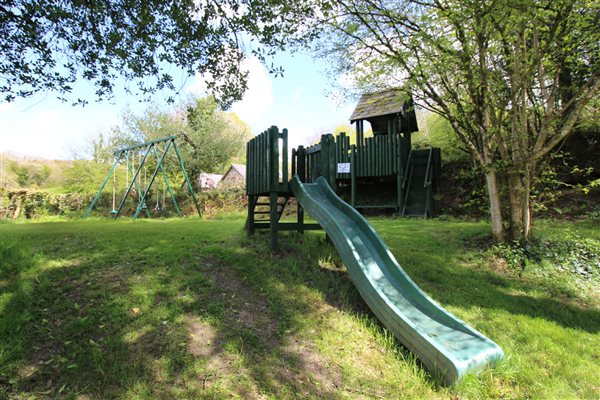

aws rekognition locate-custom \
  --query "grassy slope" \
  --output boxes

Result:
[0,154,72,190]
[0,217,598,399]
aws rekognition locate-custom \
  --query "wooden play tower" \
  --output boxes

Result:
[246,89,441,250]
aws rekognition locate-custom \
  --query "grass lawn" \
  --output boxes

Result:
[1,216,598,399]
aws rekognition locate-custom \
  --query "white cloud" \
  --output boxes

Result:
[187,72,210,96]
[186,56,274,135]
[230,57,274,132]
[286,126,313,150]
[0,102,15,114]
[0,101,118,160]
[290,86,304,104]
[0,110,64,159]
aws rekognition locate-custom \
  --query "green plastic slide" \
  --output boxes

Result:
[290,176,504,384]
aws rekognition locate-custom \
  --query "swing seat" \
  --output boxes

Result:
[110,210,118,214]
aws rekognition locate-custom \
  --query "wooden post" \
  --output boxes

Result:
[397,143,404,212]
[275,127,279,190]
[249,137,254,195]
[351,144,357,208]
[248,195,256,235]
[402,131,412,166]
[368,138,374,176]
[270,127,280,251]
[358,120,364,147]
[258,133,264,193]
[327,134,336,189]
[246,141,250,195]
[297,146,306,182]
[376,136,381,176]
[320,135,328,184]
[270,191,278,251]
[282,128,288,192]
[296,146,306,233]
[297,199,304,235]
[360,138,364,177]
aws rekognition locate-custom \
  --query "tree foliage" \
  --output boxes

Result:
[8,161,52,187]
[413,113,467,162]
[117,96,251,184]
[314,0,599,240]
[62,160,110,194]
[182,97,251,176]
[331,123,374,145]
[68,96,251,193]
[62,132,140,194]
[0,0,317,107]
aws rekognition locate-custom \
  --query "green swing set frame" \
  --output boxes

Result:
[84,135,202,220]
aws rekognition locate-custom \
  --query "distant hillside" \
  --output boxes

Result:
[0,153,73,191]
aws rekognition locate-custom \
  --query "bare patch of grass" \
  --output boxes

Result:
[199,257,278,345]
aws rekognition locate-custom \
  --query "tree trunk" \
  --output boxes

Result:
[507,169,531,241]
[484,171,504,242]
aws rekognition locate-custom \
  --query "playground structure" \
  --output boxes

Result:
[244,91,503,384]
[84,136,201,220]
[247,90,441,248]
[346,89,440,213]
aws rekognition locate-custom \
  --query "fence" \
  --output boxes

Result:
[291,132,410,209]
[246,126,288,196]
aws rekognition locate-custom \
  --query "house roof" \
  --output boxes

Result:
[225,163,246,178]
[198,173,223,188]
[350,89,411,122]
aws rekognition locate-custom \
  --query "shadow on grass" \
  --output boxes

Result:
[268,227,600,395]
[2,221,598,399]
[274,226,600,335]
[0,230,348,398]
[385,238,600,335]
[419,265,600,333]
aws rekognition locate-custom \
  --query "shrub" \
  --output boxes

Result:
[8,161,52,188]
[489,234,600,279]
[197,188,247,218]
[0,188,87,219]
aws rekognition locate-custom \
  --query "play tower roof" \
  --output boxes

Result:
[350,88,418,135]
[350,89,410,121]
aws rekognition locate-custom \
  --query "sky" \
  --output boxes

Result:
[0,51,358,160]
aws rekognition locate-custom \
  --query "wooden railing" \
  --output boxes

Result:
[246,126,288,196]
[292,132,406,181]
[246,127,434,214]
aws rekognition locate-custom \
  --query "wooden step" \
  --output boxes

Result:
[404,205,426,216]
[406,196,426,205]
[409,181,427,189]
[255,202,287,206]
[355,204,398,209]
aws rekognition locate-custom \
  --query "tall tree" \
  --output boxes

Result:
[0,0,316,107]
[63,131,143,194]
[116,96,251,186]
[65,97,250,192]
[314,0,599,241]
